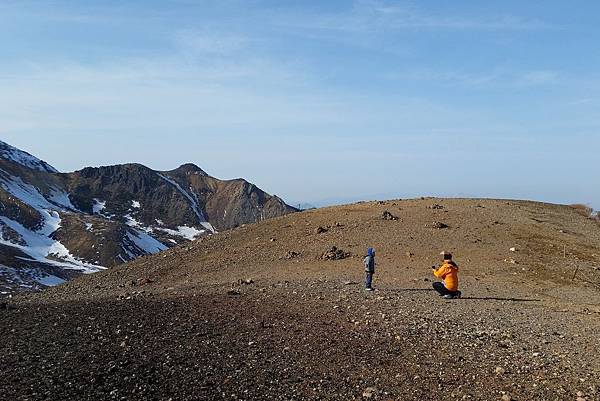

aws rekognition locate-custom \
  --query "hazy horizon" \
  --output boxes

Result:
[1,137,597,211]
[2,1,599,209]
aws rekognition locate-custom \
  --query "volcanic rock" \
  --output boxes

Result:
[321,246,350,261]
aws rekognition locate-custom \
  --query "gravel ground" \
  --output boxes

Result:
[2,280,599,400]
[2,199,600,400]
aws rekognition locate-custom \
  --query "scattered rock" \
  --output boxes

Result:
[322,246,350,261]
[510,247,517,252]
[314,226,328,234]
[501,394,512,401]
[284,251,301,260]
[362,387,377,398]
[429,204,444,210]
[133,278,154,286]
[381,210,398,221]
[495,366,506,375]
[429,221,449,229]
[405,251,414,258]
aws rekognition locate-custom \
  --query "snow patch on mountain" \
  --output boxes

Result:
[0,215,103,272]
[93,199,106,215]
[200,222,216,232]
[48,188,78,211]
[155,225,206,241]
[126,229,167,255]
[126,213,206,241]
[124,214,156,235]
[0,171,55,210]
[0,140,58,173]
[0,170,103,274]
[0,265,66,290]
[157,173,215,232]
[35,273,66,286]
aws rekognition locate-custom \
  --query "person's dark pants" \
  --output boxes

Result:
[365,272,373,289]
[432,282,460,297]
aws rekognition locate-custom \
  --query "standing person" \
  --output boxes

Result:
[432,252,461,299]
[364,247,375,291]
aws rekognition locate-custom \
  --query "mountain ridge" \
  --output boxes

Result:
[0,140,297,293]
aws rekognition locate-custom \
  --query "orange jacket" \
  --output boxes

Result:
[433,260,459,291]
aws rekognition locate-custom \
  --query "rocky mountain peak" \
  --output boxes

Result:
[172,163,208,176]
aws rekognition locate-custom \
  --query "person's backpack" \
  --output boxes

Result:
[364,255,375,272]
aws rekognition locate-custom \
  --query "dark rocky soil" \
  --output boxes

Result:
[2,282,599,400]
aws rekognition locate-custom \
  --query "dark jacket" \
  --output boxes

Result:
[364,255,375,273]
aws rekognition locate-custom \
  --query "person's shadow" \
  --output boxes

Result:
[392,288,541,302]
[460,296,540,302]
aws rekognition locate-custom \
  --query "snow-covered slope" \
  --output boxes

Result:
[0,140,58,173]
[0,140,297,294]
[0,167,104,293]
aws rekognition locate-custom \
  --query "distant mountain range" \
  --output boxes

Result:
[0,140,297,293]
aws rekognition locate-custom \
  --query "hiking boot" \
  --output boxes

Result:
[443,294,459,299]
[365,287,374,291]
[456,291,462,299]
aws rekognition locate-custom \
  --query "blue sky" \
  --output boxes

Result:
[1,0,599,208]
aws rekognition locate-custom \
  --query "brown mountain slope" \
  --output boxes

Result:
[41,197,600,300]
[3,198,600,400]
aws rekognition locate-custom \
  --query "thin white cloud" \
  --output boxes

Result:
[174,29,251,56]
[274,0,555,35]
[519,70,559,85]
[383,68,562,88]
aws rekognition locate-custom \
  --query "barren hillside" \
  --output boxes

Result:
[2,198,600,400]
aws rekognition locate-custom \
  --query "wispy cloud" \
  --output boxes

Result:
[518,70,559,85]
[274,0,555,35]
[383,68,562,89]
[174,29,251,56]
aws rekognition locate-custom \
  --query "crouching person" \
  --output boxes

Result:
[432,252,461,299]
[364,247,375,291]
